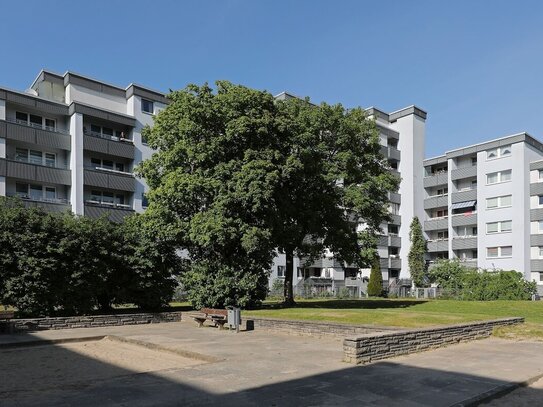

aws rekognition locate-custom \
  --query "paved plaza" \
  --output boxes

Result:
[1,321,543,406]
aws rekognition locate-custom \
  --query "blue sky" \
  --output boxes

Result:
[1,0,542,157]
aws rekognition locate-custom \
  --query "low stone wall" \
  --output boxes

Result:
[246,317,398,338]
[343,317,524,364]
[0,311,183,333]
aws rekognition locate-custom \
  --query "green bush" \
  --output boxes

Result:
[0,198,180,317]
[429,259,536,301]
[367,258,383,297]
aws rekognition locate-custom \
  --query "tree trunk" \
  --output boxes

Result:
[283,248,296,306]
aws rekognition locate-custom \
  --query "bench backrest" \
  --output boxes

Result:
[201,308,228,317]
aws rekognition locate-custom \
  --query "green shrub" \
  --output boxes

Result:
[0,198,180,317]
[429,259,536,301]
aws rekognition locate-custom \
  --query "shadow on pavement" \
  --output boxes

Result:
[0,331,538,407]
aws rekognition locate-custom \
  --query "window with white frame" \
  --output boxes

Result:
[487,246,512,258]
[14,148,56,168]
[89,190,126,206]
[539,246,543,258]
[486,170,511,184]
[437,231,448,240]
[539,220,543,232]
[141,99,154,114]
[90,158,127,172]
[277,266,286,278]
[15,183,56,201]
[486,220,512,234]
[486,195,512,209]
[15,111,56,131]
[539,169,543,180]
[486,145,511,160]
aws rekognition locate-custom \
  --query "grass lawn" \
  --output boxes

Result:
[243,298,543,332]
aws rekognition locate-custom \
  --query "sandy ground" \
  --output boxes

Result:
[0,337,202,396]
[482,376,543,406]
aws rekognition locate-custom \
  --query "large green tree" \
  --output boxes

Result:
[408,216,427,287]
[139,81,397,307]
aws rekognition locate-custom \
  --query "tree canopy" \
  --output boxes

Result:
[139,81,398,306]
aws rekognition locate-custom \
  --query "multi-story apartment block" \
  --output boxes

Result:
[0,70,167,222]
[3,70,542,295]
[424,133,543,294]
[269,98,427,295]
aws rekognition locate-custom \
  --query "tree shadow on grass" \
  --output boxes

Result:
[258,299,428,310]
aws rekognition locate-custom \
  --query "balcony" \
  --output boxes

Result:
[380,145,401,161]
[83,133,135,159]
[0,157,71,185]
[380,257,401,270]
[451,189,477,203]
[6,193,71,213]
[531,259,543,272]
[530,182,543,196]
[452,236,478,250]
[427,239,449,252]
[451,165,477,180]
[531,208,543,221]
[377,234,401,247]
[84,202,135,223]
[423,171,448,188]
[423,194,448,210]
[424,217,448,231]
[345,277,366,288]
[84,167,136,192]
[459,259,478,268]
[451,212,477,227]
[388,191,401,204]
[0,119,71,150]
[388,213,401,225]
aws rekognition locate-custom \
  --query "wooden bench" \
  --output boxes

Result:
[191,308,229,329]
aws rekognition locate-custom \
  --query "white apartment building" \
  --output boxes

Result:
[424,133,543,294]
[2,70,541,295]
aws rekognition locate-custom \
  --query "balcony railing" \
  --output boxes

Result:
[84,130,133,144]
[7,155,68,170]
[84,165,133,176]
[6,117,69,135]
[85,199,132,210]
[7,193,70,205]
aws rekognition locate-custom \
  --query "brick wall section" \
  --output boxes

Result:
[0,311,182,333]
[343,317,524,364]
[246,317,399,338]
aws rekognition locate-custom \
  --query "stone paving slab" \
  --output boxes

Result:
[1,321,543,406]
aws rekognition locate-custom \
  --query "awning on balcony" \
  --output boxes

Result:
[451,200,476,210]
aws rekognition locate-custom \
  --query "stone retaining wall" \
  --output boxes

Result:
[0,311,183,333]
[343,317,524,364]
[246,317,398,338]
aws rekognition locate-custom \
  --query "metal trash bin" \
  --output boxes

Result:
[226,306,241,333]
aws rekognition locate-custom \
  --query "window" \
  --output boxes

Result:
[115,163,125,172]
[486,195,512,209]
[436,209,448,218]
[437,231,448,240]
[29,114,42,128]
[90,124,101,134]
[539,220,543,232]
[44,187,56,200]
[29,184,42,200]
[487,149,498,159]
[487,170,511,184]
[15,111,28,124]
[114,194,125,205]
[436,188,448,196]
[388,203,400,215]
[15,148,28,162]
[277,266,286,278]
[102,160,114,170]
[142,193,149,208]
[102,127,113,137]
[91,190,102,202]
[16,183,28,197]
[487,246,512,258]
[539,169,543,180]
[487,145,511,160]
[539,247,543,258]
[45,153,56,168]
[486,220,512,234]
[102,192,114,204]
[44,118,55,131]
[471,157,477,165]
[141,99,154,114]
[91,158,101,167]
[388,224,399,235]
[472,227,478,236]
[29,150,42,165]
